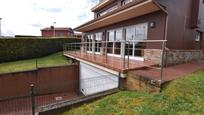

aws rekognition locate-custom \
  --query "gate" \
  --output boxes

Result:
[80,62,119,96]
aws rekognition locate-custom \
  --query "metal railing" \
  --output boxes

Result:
[64,40,167,81]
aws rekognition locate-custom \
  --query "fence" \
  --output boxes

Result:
[0,84,78,115]
[63,40,167,81]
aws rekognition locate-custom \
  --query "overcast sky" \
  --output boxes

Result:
[0,0,99,36]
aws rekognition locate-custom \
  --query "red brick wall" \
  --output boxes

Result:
[0,65,79,100]
[41,30,74,37]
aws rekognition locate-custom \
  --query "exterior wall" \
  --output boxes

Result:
[0,65,79,100]
[198,0,204,29]
[41,30,74,37]
[87,11,166,42]
[198,0,204,49]
[156,0,203,50]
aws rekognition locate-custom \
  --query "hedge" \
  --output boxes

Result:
[0,37,80,63]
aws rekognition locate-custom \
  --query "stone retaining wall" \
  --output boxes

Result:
[144,49,204,66]
[123,72,161,93]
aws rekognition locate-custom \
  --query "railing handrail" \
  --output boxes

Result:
[64,39,167,82]
[64,39,167,45]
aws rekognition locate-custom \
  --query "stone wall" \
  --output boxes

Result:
[124,71,161,93]
[144,49,204,66]
[166,50,204,66]
[144,49,162,64]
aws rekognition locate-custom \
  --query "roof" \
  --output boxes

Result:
[91,0,115,12]
[74,0,167,32]
[41,27,74,32]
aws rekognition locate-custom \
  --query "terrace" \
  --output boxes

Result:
[63,40,166,75]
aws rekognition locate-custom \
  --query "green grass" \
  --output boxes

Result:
[63,70,204,115]
[0,52,70,74]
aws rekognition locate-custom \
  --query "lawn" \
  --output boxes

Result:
[0,52,70,74]
[63,69,204,115]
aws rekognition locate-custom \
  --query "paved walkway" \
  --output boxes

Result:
[0,92,78,115]
[132,61,204,82]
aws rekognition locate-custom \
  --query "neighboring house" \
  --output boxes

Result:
[74,32,82,38]
[41,26,74,37]
[64,0,204,94]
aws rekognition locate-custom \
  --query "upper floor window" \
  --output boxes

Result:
[122,0,133,6]
[98,5,118,17]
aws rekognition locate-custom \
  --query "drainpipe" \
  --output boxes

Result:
[160,14,168,84]
[153,1,169,84]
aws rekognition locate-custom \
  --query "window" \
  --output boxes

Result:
[126,26,135,41]
[135,24,148,40]
[107,30,115,54]
[115,29,123,55]
[108,30,115,41]
[125,23,148,57]
[115,29,123,41]
[56,32,64,36]
[98,5,118,17]
[95,32,102,53]
[87,35,93,52]
[122,0,133,6]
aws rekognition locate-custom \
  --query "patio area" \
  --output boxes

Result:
[64,51,158,73]
[131,61,204,82]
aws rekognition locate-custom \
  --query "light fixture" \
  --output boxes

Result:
[150,21,156,28]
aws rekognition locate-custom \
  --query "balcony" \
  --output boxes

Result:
[63,40,167,74]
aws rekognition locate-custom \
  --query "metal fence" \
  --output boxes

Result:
[0,84,77,115]
[64,40,167,81]
[80,75,119,96]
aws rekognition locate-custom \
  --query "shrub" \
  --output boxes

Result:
[0,37,80,63]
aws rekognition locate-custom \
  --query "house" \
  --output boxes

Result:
[64,0,204,94]
[74,32,82,38]
[41,26,74,37]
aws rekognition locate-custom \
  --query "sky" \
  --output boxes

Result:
[0,0,99,36]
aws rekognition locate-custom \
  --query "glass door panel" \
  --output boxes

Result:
[95,32,102,53]
[87,35,93,52]
[107,30,115,54]
[125,26,135,56]
[115,29,122,55]
[134,23,148,57]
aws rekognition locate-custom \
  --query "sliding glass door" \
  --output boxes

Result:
[125,23,148,57]
[95,32,102,53]
[107,28,123,56]
[87,35,93,52]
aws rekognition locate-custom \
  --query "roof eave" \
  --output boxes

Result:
[75,0,167,32]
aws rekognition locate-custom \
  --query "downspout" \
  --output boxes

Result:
[153,1,169,84]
